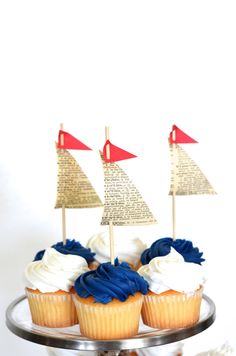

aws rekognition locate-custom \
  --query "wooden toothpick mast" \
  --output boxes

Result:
[59,123,67,245]
[105,126,115,265]
[171,127,177,240]
[169,124,216,241]
[55,124,103,247]
[101,127,157,266]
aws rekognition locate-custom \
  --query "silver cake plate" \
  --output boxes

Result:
[6,294,216,351]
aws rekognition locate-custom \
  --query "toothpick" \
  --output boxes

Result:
[105,126,115,264]
[59,123,66,245]
[60,123,64,147]
[105,126,110,160]
[62,204,66,245]
[109,221,115,265]
[172,128,177,240]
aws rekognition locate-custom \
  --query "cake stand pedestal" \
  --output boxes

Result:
[6,294,216,353]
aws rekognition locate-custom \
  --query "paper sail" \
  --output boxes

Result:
[169,125,198,144]
[169,143,216,195]
[55,149,103,208]
[57,130,91,150]
[103,140,137,163]
[100,153,157,226]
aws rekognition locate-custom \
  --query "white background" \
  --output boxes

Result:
[0,1,236,355]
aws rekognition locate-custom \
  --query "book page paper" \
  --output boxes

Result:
[55,149,103,208]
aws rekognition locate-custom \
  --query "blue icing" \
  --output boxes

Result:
[173,239,205,264]
[33,239,95,263]
[74,258,148,304]
[33,249,45,261]
[140,237,205,265]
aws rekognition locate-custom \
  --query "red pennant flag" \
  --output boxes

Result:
[57,130,91,150]
[169,125,198,144]
[103,140,137,163]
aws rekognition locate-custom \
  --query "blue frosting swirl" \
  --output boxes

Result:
[140,237,205,265]
[33,239,95,263]
[74,258,148,304]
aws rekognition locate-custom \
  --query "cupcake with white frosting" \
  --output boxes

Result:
[138,247,206,329]
[87,231,146,270]
[24,247,89,327]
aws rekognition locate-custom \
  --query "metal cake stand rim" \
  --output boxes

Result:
[5,294,216,351]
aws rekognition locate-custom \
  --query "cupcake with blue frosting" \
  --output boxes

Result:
[73,258,148,339]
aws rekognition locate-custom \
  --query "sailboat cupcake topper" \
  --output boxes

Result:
[55,124,103,245]
[101,127,157,264]
[169,124,216,239]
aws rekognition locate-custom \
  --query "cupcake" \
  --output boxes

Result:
[86,231,146,270]
[73,258,148,339]
[33,238,96,268]
[140,237,204,267]
[138,248,206,329]
[24,247,89,327]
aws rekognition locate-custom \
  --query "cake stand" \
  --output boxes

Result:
[6,294,216,354]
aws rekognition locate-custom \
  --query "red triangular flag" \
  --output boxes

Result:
[103,140,137,163]
[169,125,198,144]
[57,130,91,150]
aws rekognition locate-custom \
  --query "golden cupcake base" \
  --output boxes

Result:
[73,293,143,340]
[25,288,78,327]
[6,294,215,351]
[141,287,203,329]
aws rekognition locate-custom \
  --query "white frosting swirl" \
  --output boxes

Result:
[196,341,234,356]
[136,342,183,356]
[86,231,146,266]
[138,247,206,294]
[24,248,89,293]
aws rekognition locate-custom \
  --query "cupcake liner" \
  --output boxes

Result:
[135,261,142,271]
[128,262,140,271]
[26,288,78,327]
[89,260,139,271]
[88,261,100,270]
[73,293,143,339]
[141,287,203,329]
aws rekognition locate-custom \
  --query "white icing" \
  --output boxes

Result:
[24,248,89,293]
[136,342,183,356]
[86,231,146,266]
[196,341,235,356]
[138,247,206,294]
